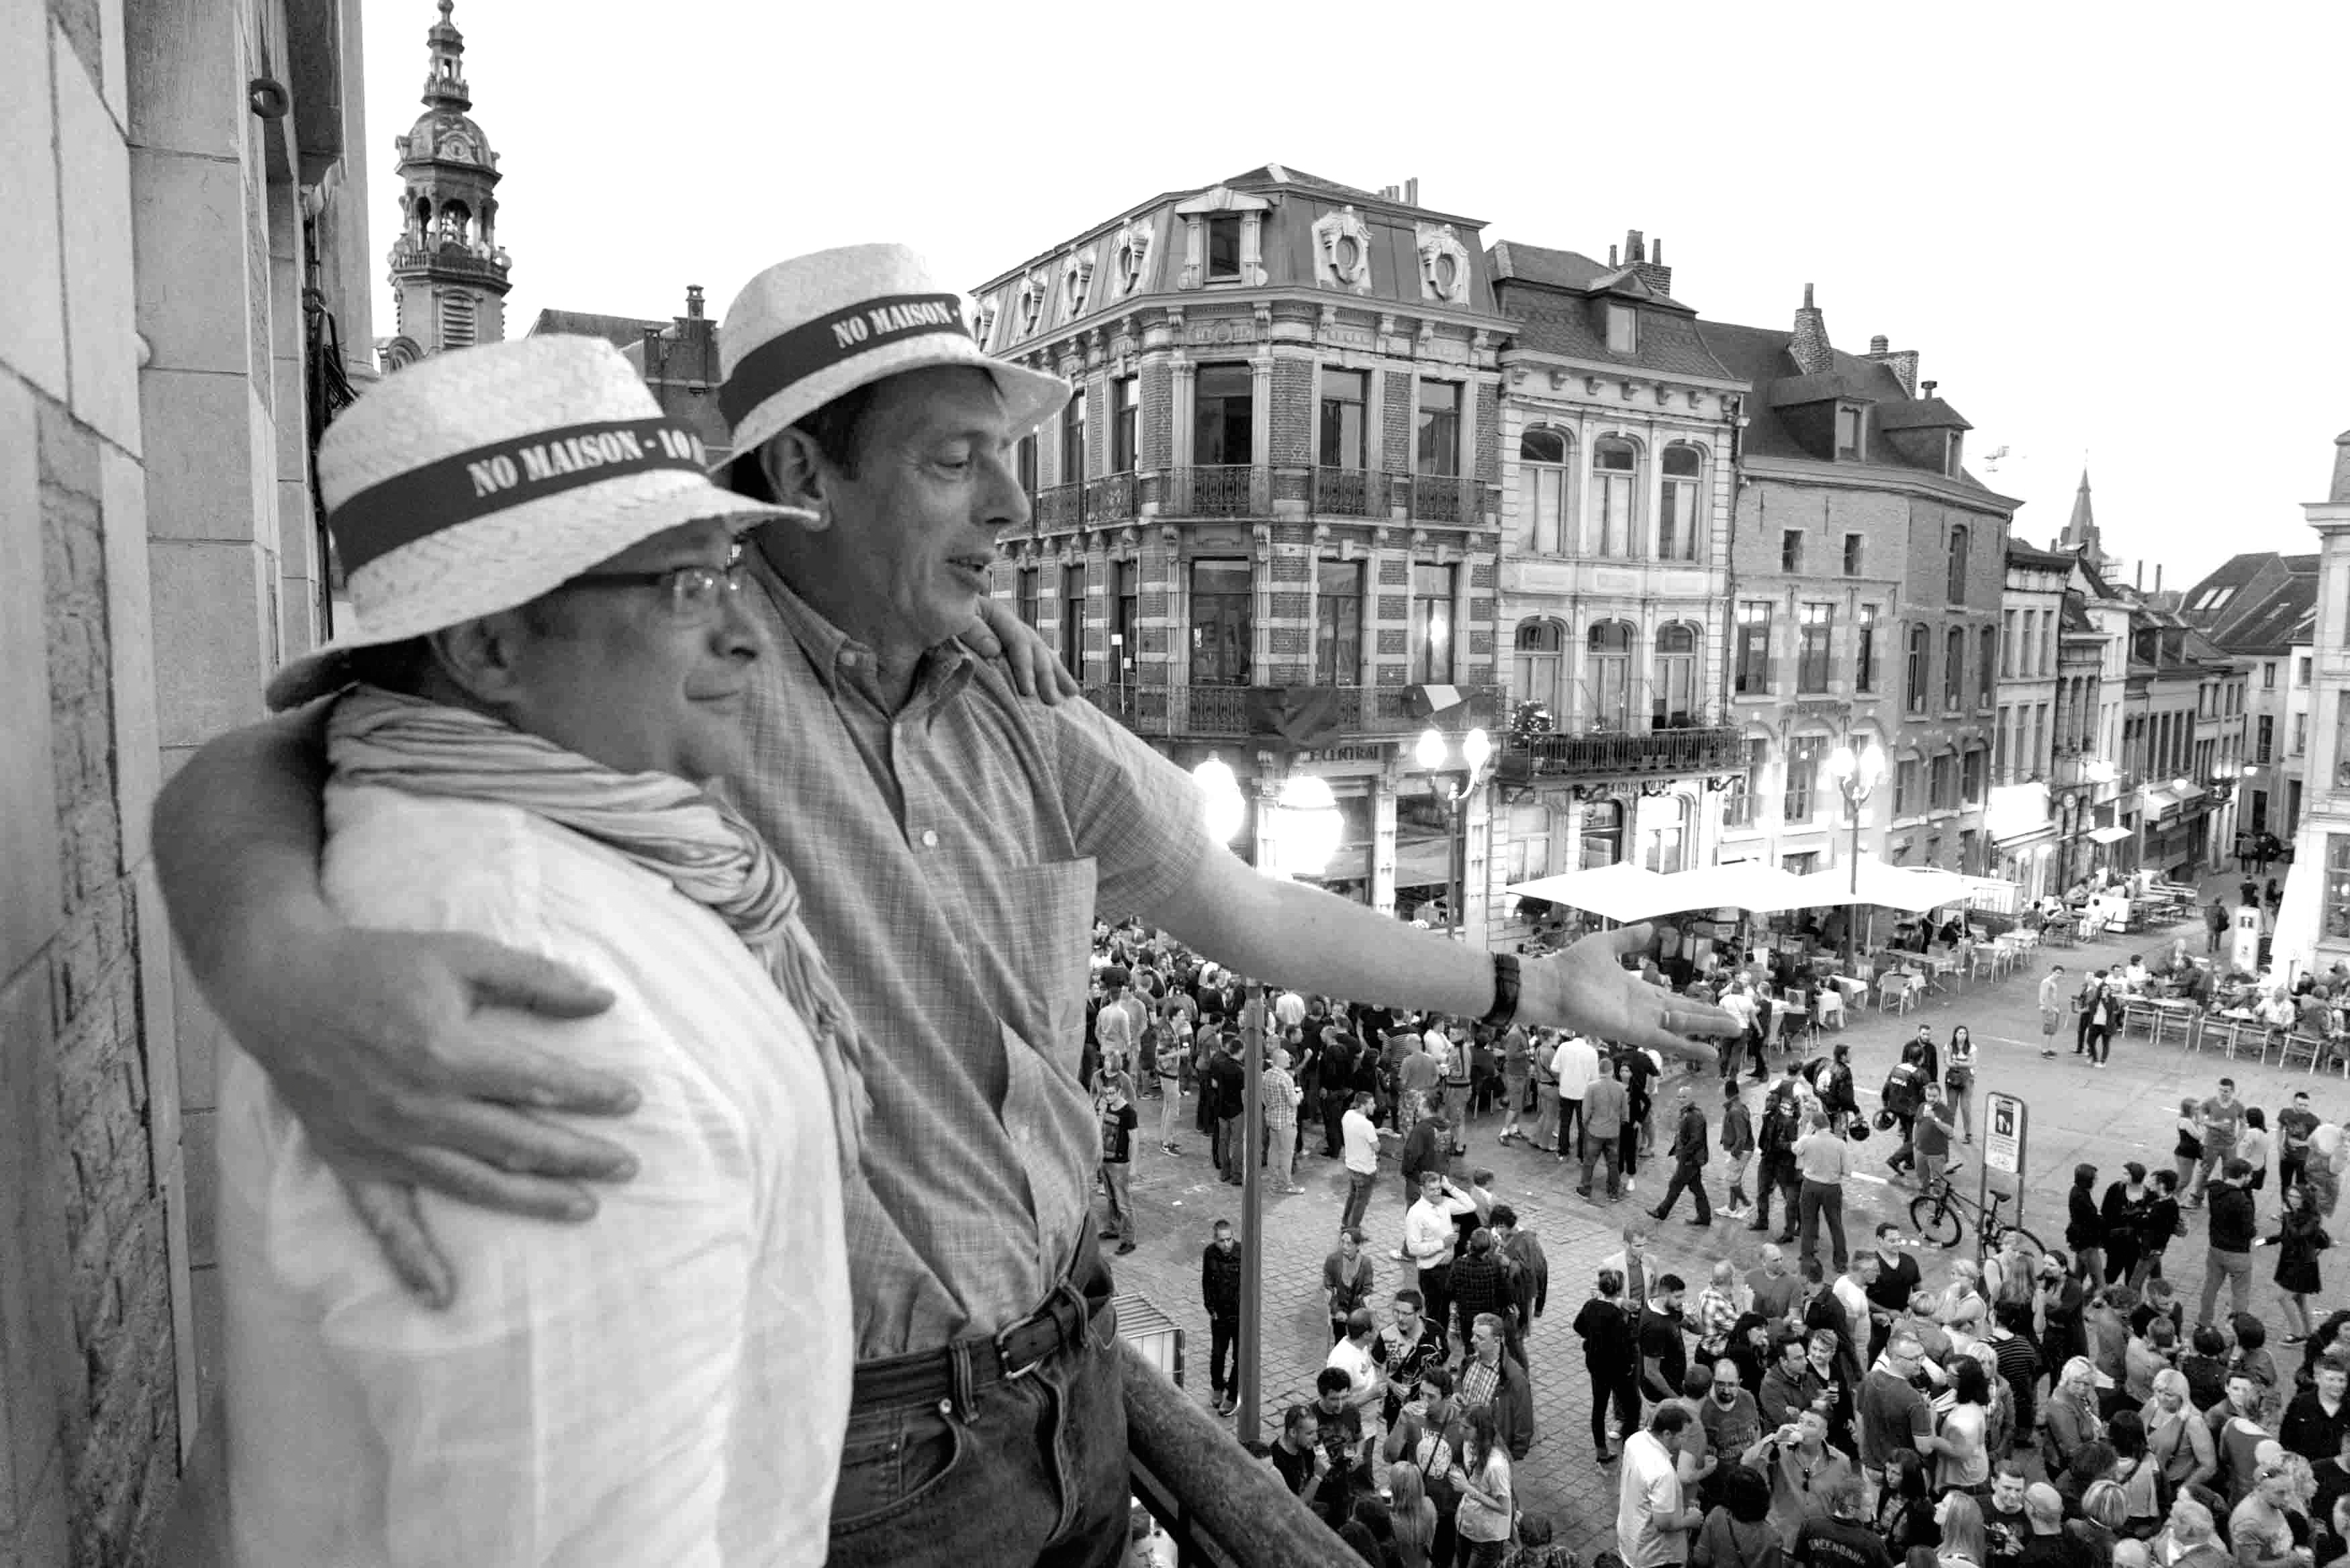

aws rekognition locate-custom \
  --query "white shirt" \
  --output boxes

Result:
[1274,991,1307,1028]
[1833,1275,1871,1334]
[220,786,851,1567]
[1617,1428,1687,1567]
[1343,1108,1382,1175]
[1554,1036,1603,1097]
[1325,1336,1383,1408]
[1405,1193,1470,1268]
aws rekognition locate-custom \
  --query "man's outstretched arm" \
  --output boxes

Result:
[1144,845,1739,1061]
[152,707,640,1298]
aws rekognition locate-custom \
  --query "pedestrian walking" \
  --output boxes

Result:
[1555,1032,1601,1164]
[1793,1110,1853,1274]
[2256,1182,2331,1344]
[1722,1080,1757,1221]
[2207,899,2230,954]
[1944,1026,1978,1143]
[1097,1073,1140,1255]
[1652,1084,1715,1228]
[1580,1056,1630,1202]
[1203,1218,1243,1416]
[2037,964,2069,1059]
[1750,1079,1803,1241]
[2074,968,2105,1057]
[2280,1091,2320,1195]
[2082,979,2116,1066]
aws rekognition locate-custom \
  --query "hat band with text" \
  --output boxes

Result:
[718,293,969,430]
[331,419,712,573]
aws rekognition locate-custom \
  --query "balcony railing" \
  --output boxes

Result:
[1082,683,1497,742]
[1311,465,1378,518]
[1172,464,1266,518]
[1123,1346,1360,1567]
[1088,471,1137,523]
[1411,472,1466,524]
[1501,715,1746,780]
[1035,481,1087,531]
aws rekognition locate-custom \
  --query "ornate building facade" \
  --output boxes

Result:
[379,1,510,366]
[972,166,1510,932]
[1485,232,1745,908]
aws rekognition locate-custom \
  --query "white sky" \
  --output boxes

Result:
[361,0,2349,589]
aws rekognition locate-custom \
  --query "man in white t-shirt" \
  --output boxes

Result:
[1554,1032,1603,1163]
[1617,1404,1703,1567]
[1324,1308,1388,1430]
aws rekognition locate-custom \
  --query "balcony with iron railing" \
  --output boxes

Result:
[1019,467,1497,534]
[1082,682,1497,742]
[1499,709,1746,781]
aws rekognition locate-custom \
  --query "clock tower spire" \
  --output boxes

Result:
[383,1,510,366]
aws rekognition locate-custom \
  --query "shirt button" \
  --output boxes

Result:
[921,829,939,848]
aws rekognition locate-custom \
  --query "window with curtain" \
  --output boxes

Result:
[1586,621,1634,731]
[1518,428,1568,554]
[1315,560,1362,686]
[1417,381,1460,476]
[1016,567,1039,630]
[1652,623,1697,728]
[1409,563,1454,683]
[1514,619,1564,716]
[1194,364,1253,465]
[1591,437,1637,556]
[1111,377,1139,473]
[1319,369,1366,471]
[1061,383,1087,483]
[1906,624,1930,713]
[1188,558,1250,685]
[1724,740,1765,828]
[1783,736,1822,822]
[1944,627,1965,710]
[1658,445,1701,561]
[1798,603,1835,694]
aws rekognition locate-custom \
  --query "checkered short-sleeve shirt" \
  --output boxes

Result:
[735,562,1211,1356]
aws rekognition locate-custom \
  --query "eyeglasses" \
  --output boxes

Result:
[563,554,752,622]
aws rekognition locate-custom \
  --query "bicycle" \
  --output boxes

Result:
[1908,1174,2044,1255]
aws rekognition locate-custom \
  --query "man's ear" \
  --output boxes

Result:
[758,430,835,534]
[424,610,534,709]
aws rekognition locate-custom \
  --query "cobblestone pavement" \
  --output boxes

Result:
[1097,888,2343,1555]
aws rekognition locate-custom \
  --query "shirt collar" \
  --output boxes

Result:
[747,544,976,705]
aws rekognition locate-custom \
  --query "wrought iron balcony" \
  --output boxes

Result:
[1170,464,1268,518]
[1410,473,1468,524]
[1035,481,1087,532]
[1311,465,1379,518]
[1088,471,1137,523]
[1082,683,1498,742]
[1499,714,1746,781]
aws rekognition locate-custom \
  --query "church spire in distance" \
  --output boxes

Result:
[383,0,510,363]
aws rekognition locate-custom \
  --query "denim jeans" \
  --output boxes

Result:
[830,1255,1127,1565]
[2198,1245,2253,1325]
[1158,1078,1182,1145]
[1101,1161,1133,1242]
[1209,1312,1239,1396]
[1342,1170,1376,1234]
[1799,1178,1848,1272]
[1579,1134,1621,1198]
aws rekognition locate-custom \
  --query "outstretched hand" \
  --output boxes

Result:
[233,928,637,1306]
[1525,923,1742,1062]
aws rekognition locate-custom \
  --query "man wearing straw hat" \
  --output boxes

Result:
[154,242,1740,1561]
[213,336,856,1563]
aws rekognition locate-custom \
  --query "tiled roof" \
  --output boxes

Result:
[1873,397,1971,432]
[2008,542,2077,569]
[1489,240,1611,291]
[1497,285,1733,379]
[528,308,665,349]
[1696,318,1975,482]
[1224,163,1383,201]
[2210,575,2318,655]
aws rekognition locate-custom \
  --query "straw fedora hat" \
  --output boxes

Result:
[717,242,1069,465]
[265,335,799,712]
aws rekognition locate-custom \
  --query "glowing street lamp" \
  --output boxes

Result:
[1824,738,1887,972]
[1269,773,1342,881]
[1415,726,1494,940]
[1193,754,1248,846]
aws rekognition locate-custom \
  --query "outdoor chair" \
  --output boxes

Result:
[2280,1032,2327,1074]
[1876,973,1915,1016]
[1967,944,1999,984]
[2120,999,2156,1038]
[2151,1005,2196,1050]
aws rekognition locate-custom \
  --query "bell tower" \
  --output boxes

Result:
[384,0,510,365]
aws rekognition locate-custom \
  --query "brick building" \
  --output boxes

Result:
[1989,543,2073,899]
[1700,287,2013,879]
[528,285,733,465]
[1482,231,1746,904]
[0,0,375,1561]
[2179,550,2319,854]
[971,166,1511,932]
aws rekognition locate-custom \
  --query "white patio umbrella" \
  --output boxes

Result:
[1789,859,1970,914]
[1504,861,1675,923]
[1659,860,1816,915]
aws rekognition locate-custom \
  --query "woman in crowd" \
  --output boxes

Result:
[1384,1464,1438,1568]
[1875,1451,1939,1560]
[2069,1164,2108,1287]
[2108,1410,2163,1538]
[1694,1463,1783,1568]
[1934,1493,1988,1568]
[2258,1181,2332,1345]
[2133,1171,2185,1289]
[2243,1110,2275,1198]
[2102,1165,2152,1289]
[1943,1026,1977,1144]
[2144,1367,2218,1497]
[1449,1405,1515,1568]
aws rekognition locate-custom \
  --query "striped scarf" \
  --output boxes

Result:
[328,687,867,1173]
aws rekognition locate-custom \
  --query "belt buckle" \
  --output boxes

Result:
[996,1281,1088,1381]
[995,1313,1049,1382]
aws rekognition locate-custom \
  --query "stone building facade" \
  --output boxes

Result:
[0,0,375,1561]
[972,166,1511,934]
[2290,434,2350,969]
[1482,234,1746,905]
[1989,543,2071,899]
[1701,289,2013,879]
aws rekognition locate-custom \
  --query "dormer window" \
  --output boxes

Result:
[1606,304,1637,354]
[1206,215,1242,282]
[1835,404,1865,461]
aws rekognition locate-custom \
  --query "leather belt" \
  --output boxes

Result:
[851,1265,1115,1413]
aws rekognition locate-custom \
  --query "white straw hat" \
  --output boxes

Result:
[267,335,798,711]
[717,242,1070,464]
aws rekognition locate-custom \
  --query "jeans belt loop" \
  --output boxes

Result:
[948,1337,977,1420]
[1060,1281,1092,1353]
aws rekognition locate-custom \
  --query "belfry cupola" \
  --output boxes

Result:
[385,0,510,361]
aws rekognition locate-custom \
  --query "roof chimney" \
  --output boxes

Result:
[1922,379,1937,399]
[1405,177,1419,205]
[1608,244,1619,268]
[2155,564,2163,593]
[1865,335,1920,397]
[686,284,705,318]
[1789,283,1834,376]
[2333,429,2350,504]
[1869,334,1888,353]
[1623,230,1673,297]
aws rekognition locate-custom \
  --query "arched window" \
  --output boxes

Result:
[1591,437,1638,558]
[1947,526,1970,603]
[1944,626,1966,711]
[1517,428,1570,555]
[1652,622,1699,729]
[1658,444,1703,562]
[1586,620,1635,732]
[1580,799,1624,869]
[1513,619,1564,717]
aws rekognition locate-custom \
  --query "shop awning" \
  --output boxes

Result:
[2143,785,2181,814]
[2088,824,2134,845]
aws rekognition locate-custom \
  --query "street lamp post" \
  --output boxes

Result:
[1415,726,1494,942]
[1824,738,1886,974]
[1214,767,1338,1444]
